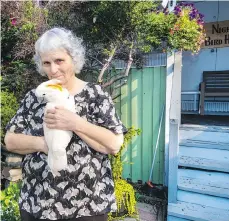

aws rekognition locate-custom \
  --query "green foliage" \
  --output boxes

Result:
[0,91,19,142]
[1,61,46,101]
[111,127,141,180]
[1,3,20,64]
[15,0,48,59]
[129,2,167,52]
[0,181,22,221]
[19,1,48,40]
[1,21,19,63]
[131,3,205,53]
[109,179,138,221]
[1,1,48,102]
[1,61,27,96]
[47,1,80,31]
[109,127,141,220]
[1,1,48,62]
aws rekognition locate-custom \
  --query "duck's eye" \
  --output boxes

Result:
[43,93,46,95]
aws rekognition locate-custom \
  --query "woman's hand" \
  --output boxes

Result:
[44,106,82,131]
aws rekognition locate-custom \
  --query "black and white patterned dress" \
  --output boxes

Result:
[6,82,127,220]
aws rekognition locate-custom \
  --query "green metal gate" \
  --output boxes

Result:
[114,67,166,184]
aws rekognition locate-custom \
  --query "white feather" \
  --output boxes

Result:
[35,79,75,175]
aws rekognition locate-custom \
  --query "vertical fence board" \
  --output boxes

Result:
[130,69,143,181]
[159,67,166,183]
[142,68,154,182]
[121,75,131,179]
[151,68,161,183]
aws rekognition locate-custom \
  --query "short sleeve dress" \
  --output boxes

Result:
[6,82,127,220]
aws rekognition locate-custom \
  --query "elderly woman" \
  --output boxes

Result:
[5,28,127,221]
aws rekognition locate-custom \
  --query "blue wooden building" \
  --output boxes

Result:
[181,1,229,115]
[167,1,229,220]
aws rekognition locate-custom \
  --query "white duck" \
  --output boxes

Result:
[35,79,75,176]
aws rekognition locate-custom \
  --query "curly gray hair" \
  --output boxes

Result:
[33,28,85,76]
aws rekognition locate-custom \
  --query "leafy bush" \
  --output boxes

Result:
[109,127,141,220]
[0,181,22,221]
[1,61,47,101]
[1,1,48,102]
[1,90,19,142]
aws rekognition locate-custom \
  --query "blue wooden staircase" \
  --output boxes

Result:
[167,125,229,221]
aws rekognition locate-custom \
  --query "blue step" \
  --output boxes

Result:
[178,169,229,198]
[167,215,191,221]
[179,146,229,172]
[168,201,229,221]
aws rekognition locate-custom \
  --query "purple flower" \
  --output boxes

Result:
[174,6,182,15]
[199,13,204,19]
[163,7,169,15]
[175,1,205,24]
[189,11,197,20]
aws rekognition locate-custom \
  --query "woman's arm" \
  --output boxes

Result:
[75,120,124,155]
[4,132,48,155]
[44,107,124,155]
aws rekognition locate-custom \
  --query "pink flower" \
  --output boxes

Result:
[170,29,174,35]
[179,11,184,16]
[174,24,180,31]
[11,18,17,26]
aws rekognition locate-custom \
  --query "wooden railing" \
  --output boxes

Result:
[168,51,182,203]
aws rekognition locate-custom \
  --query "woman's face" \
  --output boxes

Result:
[40,49,75,87]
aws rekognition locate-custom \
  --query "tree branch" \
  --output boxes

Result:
[87,54,104,66]
[112,93,122,100]
[98,45,117,83]
[102,42,134,89]
[124,42,134,77]
[114,80,127,89]
[102,75,127,88]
